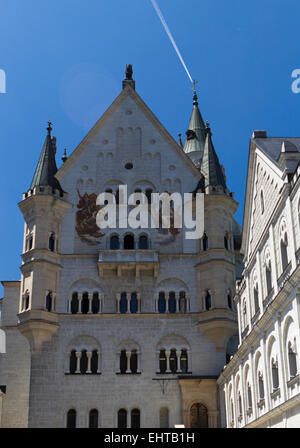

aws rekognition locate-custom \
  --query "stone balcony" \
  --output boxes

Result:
[98,250,159,278]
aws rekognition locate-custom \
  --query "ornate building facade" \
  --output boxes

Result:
[218,132,300,428]
[0,66,242,428]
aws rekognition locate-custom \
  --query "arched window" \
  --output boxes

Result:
[71,292,79,314]
[258,373,264,400]
[227,291,232,309]
[179,291,187,313]
[158,292,166,313]
[169,349,177,373]
[231,400,234,423]
[168,292,176,313]
[120,292,127,314]
[288,341,298,378]
[124,234,134,250]
[265,261,272,296]
[160,407,169,428]
[91,350,98,374]
[202,233,208,251]
[130,292,138,314]
[118,409,127,428]
[205,291,212,311]
[247,383,252,409]
[46,291,53,312]
[253,286,259,314]
[81,292,89,314]
[271,359,279,390]
[120,350,127,374]
[190,403,208,428]
[110,235,120,250]
[130,350,138,374]
[238,393,242,417]
[27,234,33,251]
[69,350,77,374]
[49,233,55,252]
[92,292,100,314]
[131,409,140,428]
[159,350,167,373]
[66,409,76,428]
[280,234,289,271]
[260,190,264,214]
[80,350,88,374]
[89,409,98,428]
[243,300,247,328]
[22,291,30,311]
[138,235,149,249]
[180,349,188,373]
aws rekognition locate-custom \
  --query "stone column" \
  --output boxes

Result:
[126,351,131,373]
[116,294,120,313]
[79,294,83,314]
[137,293,141,313]
[99,294,103,313]
[154,293,159,313]
[176,350,181,373]
[165,350,171,373]
[175,293,179,313]
[75,351,82,374]
[88,293,92,314]
[97,351,101,373]
[87,351,92,373]
[126,293,130,314]
[137,351,141,373]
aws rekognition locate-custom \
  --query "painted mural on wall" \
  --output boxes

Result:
[76,189,104,245]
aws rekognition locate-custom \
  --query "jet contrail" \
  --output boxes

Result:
[150,0,193,84]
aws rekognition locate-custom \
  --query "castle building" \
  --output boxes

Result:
[218,132,300,428]
[0,66,242,428]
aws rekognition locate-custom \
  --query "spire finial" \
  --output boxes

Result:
[205,120,212,135]
[192,80,198,105]
[47,121,52,135]
[62,148,68,164]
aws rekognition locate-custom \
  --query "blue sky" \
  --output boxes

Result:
[0,0,299,289]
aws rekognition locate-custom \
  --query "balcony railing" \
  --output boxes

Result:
[98,249,159,278]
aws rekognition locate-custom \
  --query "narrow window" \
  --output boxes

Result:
[131,409,140,428]
[130,292,138,314]
[179,291,187,313]
[168,292,176,313]
[28,235,33,251]
[169,349,177,373]
[281,235,289,271]
[260,190,264,214]
[81,292,89,314]
[71,292,79,314]
[253,287,259,314]
[46,291,53,312]
[247,384,252,409]
[124,234,134,250]
[205,291,212,311]
[110,235,120,250]
[91,350,98,374]
[243,300,247,328]
[80,350,88,374]
[288,342,298,378]
[158,292,166,313]
[49,233,55,252]
[89,409,98,428]
[224,235,229,250]
[120,292,127,314]
[130,350,138,373]
[67,409,76,428]
[271,359,279,390]
[202,233,208,251]
[92,292,100,314]
[159,407,169,428]
[120,350,127,374]
[159,349,167,373]
[69,350,77,374]
[118,409,127,428]
[180,349,188,373]
[258,373,264,400]
[138,235,148,250]
[238,393,242,417]
[227,292,232,309]
[265,262,272,296]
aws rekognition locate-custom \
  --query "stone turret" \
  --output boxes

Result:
[183,91,206,168]
[17,123,71,353]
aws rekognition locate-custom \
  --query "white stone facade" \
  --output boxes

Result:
[218,134,300,428]
[0,77,240,428]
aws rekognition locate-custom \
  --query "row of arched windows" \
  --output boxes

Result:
[69,292,101,314]
[201,232,232,252]
[156,291,188,313]
[67,409,99,428]
[110,234,149,250]
[158,349,189,374]
[69,349,100,374]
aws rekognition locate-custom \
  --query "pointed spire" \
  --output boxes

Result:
[183,90,206,156]
[30,122,63,194]
[62,148,68,164]
[200,121,227,190]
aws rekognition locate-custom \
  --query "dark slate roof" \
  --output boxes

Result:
[30,123,63,194]
[183,93,206,155]
[200,124,227,189]
[253,137,300,165]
